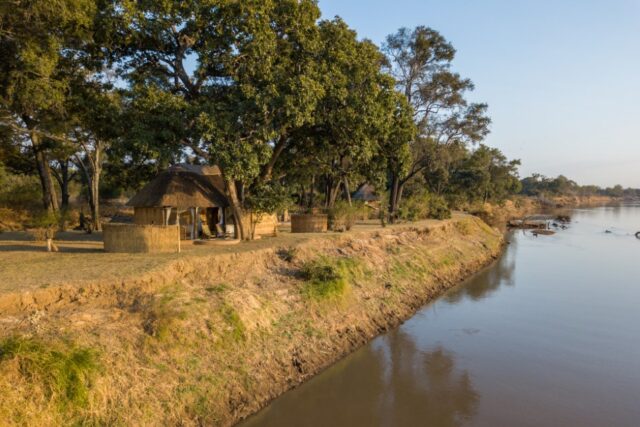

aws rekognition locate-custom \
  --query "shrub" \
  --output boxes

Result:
[398,192,451,221]
[0,337,100,409]
[0,167,42,211]
[0,207,30,232]
[328,201,361,232]
[398,192,430,221]
[428,195,452,220]
[26,211,62,241]
[300,256,362,300]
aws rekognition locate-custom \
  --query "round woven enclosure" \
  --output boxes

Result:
[291,214,328,233]
[103,223,180,253]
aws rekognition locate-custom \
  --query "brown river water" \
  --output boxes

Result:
[239,205,640,427]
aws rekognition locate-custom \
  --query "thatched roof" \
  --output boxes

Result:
[127,169,229,209]
[352,183,379,202]
[168,164,226,195]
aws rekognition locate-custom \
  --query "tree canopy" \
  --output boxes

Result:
[1,2,528,238]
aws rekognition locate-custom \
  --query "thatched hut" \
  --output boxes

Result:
[127,165,229,240]
[352,183,379,202]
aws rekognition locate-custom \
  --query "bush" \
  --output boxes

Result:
[428,195,452,220]
[300,256,362,300]
[0,207,30,232]
[26,211,61,241]
[398,192,451,221]
[0,167,42,211]
[328,201,361,232]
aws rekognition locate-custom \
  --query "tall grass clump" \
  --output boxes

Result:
[301,256,364,300]
[0,337,100,410]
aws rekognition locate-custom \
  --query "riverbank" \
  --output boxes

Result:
[0,215,502,426]
[469,195,621,228]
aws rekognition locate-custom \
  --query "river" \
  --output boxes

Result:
[239,205,640,427]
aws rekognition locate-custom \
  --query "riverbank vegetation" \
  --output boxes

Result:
[2,2,632,237]
[0,1,526,238]
[0,216,502,426]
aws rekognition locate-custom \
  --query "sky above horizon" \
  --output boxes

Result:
[318,0,640,188]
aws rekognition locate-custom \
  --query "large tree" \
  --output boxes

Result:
[0,0,95,212]
[102,0,325,239]
[383,26,491,220]
[278,19,408,209]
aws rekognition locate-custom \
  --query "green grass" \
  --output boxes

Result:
[143,286,188,342]
[220,303,246,344]
[205,283,229,294]
[300,256,365,300]
[0,337,100,410]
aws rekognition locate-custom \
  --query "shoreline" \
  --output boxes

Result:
[0,215,503,426]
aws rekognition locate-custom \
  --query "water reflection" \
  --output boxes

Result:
[241,332,478,427]
[240,206,640,427]
[376,331,479,427]
[444,237,517,303]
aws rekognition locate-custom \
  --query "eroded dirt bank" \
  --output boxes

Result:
[0,216,502,426]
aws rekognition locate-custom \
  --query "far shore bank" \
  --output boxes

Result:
[0,214,502,426]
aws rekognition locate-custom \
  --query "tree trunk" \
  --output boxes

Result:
[59,160,71,210]
[343,177,352,206]
[51,159,71,211]
[224,178,247,240]
[31,132,59,213]
[327,179,341,209]
[389,172,400,223]
[90,159,101,231]
[260,134,288,182]
[308,176,316,209]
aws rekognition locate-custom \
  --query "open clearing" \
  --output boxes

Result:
[0,217,446,295]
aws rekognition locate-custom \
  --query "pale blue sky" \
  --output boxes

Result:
[318,0,640,187]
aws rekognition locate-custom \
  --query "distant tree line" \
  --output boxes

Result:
[520,174,634,199]
[0,0,522,238]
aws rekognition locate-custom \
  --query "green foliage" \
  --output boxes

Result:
[398,191,451,221]
[520,174,626,199]
[0,337,100,409]
[448,144,522,204]
[328,201,361,231]
[300,256,362,300]
[428,195,452,220]
[219,304,246,344]
[0,165,41,210]
[244,182,292,216]
[383,26,494,220]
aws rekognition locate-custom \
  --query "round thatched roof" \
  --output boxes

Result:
[352,183,379,202]
[127,170,229,209]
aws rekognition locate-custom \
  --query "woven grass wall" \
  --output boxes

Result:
[103,223,180,253]
[133,207,165,225]
[291,214,328,233]
[243,213,278,238]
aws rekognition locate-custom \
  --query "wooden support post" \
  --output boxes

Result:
[176,208,181,254]
[190,207,195,240]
